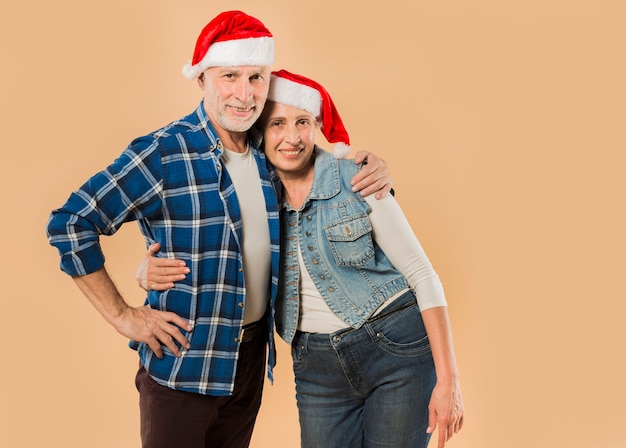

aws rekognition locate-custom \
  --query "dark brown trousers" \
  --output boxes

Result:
[135,323,267,448]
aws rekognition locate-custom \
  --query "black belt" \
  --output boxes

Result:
[240,320,264,343]
[366,300,416,324]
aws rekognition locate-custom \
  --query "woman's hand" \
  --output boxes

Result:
[427,378,464,448]
[136,242,190,291]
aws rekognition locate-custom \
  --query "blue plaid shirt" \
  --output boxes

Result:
[47,102,280,396]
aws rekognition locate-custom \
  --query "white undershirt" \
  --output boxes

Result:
[222,147,271,325]
[298,193,447,334]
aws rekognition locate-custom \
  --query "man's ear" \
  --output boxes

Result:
[197,73,205,89]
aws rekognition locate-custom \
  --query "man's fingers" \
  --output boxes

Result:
[155,328,183,357]
[146,337,164,359]
[150,320,191,357]
[351,161,384,184]
[356,179,391,198]
[350,160,390,197]
[161,311,192,346]
[163,312,193,332]
[352,150,369,164]
[127,307,191,358]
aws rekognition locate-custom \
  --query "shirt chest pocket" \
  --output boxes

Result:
[324,214,375,267]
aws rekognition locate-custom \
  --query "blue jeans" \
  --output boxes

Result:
[291,290,436,448]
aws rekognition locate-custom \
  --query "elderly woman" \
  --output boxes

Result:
[139,70,464,448]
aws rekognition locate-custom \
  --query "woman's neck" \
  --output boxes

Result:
[279,167,315,210]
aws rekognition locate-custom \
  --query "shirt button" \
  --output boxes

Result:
[306,216,312,221]
[307,245,313,251]
[328,287,335,292]
[320,274,325,279]
[306,231,311,237]
[312,259,319,265]
[238,302,244,308]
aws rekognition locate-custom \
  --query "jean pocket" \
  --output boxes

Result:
[291,337,307,372]
[373,306,432,357]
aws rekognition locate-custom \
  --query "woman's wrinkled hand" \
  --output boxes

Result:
[136,242,189,291]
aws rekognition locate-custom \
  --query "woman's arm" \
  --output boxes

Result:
[364,194,446,310]
[421,306,464,447]
[365,194,464,447]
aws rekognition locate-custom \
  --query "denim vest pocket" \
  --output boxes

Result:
[324,214,375,267]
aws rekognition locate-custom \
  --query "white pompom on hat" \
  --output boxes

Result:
[268,70,351,159]
[182,10,274,80]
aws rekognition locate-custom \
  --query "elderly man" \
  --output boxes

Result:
[47,10,391,448]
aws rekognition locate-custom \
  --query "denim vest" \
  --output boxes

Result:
[276,149,409,344]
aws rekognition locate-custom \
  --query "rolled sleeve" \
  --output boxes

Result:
[47,138,163,276]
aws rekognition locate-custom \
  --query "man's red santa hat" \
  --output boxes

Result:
[182,10,274,80]
[268,70,351,159]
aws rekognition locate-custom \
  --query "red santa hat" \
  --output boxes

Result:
[268,70,351,159]
[182,10,274,80]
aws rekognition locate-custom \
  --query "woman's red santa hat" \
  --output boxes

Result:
[182,10,274,80]
[268,70,351,159]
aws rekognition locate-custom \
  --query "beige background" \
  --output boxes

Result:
[2,1,625,447]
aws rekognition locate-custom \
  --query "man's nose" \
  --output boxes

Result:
[234,80,253,102]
